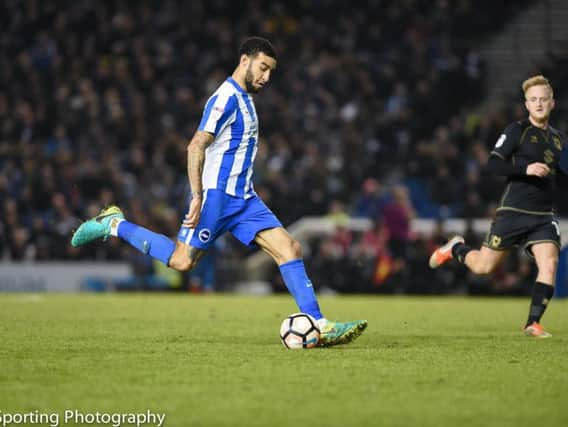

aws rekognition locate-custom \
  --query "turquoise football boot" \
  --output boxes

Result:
[318,319,368,347]
[71,205,124,247]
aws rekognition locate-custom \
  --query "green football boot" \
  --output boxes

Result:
[71,205,124,247]
[318,319,368,347]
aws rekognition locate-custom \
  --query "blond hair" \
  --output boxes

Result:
[522,75,554,98]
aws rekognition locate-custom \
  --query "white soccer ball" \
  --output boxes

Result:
[279,313,320,349]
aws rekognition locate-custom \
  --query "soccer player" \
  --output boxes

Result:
[429,75,566,338]
[71,37,367,346]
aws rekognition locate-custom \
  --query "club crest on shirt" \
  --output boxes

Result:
[198,229,212,243]
[544,149,555,164]
[488,234,502,249]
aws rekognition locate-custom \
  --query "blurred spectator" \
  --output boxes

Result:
[381,185,415,260]
[352,178,388,219]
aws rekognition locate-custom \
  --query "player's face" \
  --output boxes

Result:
[525,85,555,124]
[244,53,277,93]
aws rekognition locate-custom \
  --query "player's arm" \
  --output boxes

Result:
[184,131,214,228]
[485,155,526,177]
[486,155,550,177]
[187,130,215,198]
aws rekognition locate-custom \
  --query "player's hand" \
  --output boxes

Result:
[526,162,550,177]
[183,197,203,228]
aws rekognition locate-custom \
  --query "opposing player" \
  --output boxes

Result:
[429,75,566,338]
[71,37,367,346]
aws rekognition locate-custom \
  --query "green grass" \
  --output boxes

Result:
[1,294,567,427]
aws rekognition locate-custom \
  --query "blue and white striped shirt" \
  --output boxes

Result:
[198,77,259,199]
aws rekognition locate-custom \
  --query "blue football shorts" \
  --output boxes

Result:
[177,189,282,249]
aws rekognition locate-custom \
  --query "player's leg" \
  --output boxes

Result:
[532,242,558,285]
[168,241,206,272]
[228,195,366,346]
[430,212,516,274]
[254,227,322,318]
[72,201,211,272]
[523,241,558,338]
[71,205,177,266]
[253,227,367,346]
[429,235,507,274]
[462,246,508,275]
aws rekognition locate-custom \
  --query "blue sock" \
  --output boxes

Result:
[279,259,323,320]
[117,221,175,266]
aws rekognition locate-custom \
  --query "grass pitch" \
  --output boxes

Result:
[1,294,567,427]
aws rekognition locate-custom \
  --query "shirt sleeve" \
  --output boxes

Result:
[490,122,521,160]
[486,154,526,177]
[198,93,237,136]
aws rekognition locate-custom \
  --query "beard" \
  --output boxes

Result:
[244,65,260,93]
[532,111,550,123]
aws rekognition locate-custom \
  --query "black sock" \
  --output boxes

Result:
[526,282,555,326]
[451,243,472,264]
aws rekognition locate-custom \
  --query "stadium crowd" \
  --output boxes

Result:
[1,0,559,295]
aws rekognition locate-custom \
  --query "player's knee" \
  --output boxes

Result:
[169,257,198,272]
[168,250,198,272]
[168,256,186,271]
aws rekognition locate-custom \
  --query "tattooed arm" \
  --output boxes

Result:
[188,130,215,195]
[185,130,215,228]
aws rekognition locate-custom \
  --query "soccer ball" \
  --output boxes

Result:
[279,313,320,349]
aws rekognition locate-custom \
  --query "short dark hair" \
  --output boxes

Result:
[239,37,277,61]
